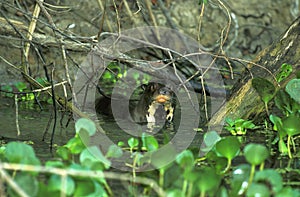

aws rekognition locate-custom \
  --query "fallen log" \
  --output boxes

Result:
[209,16,300,126]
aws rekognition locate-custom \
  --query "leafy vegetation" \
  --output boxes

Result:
[1,63,300,196]
[1,117,300,196]
[224,117,258,135]
[252,63,300,159]
[0,77,51,103]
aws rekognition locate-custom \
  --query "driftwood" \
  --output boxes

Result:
[0,16,93,52]
[209,16,300,126]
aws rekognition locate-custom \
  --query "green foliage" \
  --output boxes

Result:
[0,77,50,102]
[198,0,208,5]
[0,118,115,196]
[276,63,293,83]
[246,183,271,197]
[252,77,276,115]
[286,78,300,104]
[176,150,194,171]
[75,118,96,136]
[215,136,240,167]
[201,130,221,153]
[251,74,300,158]
[244,143,269,166]
[197,167,221,195]
[48,175,75,195]
[102,62,123,83]
[141,133,159,152]
[5,142,40,165]
[225,117,257,135]
[7,173,39,197]
[128,137,139,153]
[1,117,300,196]
[254,169,283,193]
[230,164,251,195]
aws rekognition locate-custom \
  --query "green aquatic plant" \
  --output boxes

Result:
[274,89,300,116]
[0,78,50,102]
[270,78,300,158]
[244,143,269,186]
[282,113,300,158]
[276,63,293,83]
[269,114,288,154]
[270,113,300,158]
[286,78,300,104]
[215,136,241,173]
[127,137,139,154]
[2,118,300,196]
[252,77,276,115]
[225,117,257,135]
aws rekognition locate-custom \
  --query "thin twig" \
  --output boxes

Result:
[14,94,21,136]
[0,168,30,197]
[0,163,167,197]
[24,0,44,71]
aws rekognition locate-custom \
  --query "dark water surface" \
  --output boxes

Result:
[0,97,75,161]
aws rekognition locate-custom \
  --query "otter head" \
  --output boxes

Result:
[132,82,175,124]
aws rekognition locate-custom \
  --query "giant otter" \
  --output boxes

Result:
[95,82,175,125]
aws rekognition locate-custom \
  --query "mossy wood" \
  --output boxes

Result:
[209,16,300,126]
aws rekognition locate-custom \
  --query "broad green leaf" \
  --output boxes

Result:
[75,118,96,136]
[197,167,221,193]
[166,189,184,197]
[276,63,292,82]
[150,144,177,169]
[176,150,194,170]
[246,183,270,197]
[8,173,38,197]
[5,142,40,165]
[73,180,95,196]
[244,144,269,165]
[286,79,300,103]
[277,187,300,197]
[106,144,123,158]
[274,90,292,115]
[128,137,139,149]
[215,136,240,160]
[48,174,75,196]
[36,77,49,86]
[269,114,283,133]
[201,131,221,152]
[278,139,288,154]
[80,146,111,169]
[1,85,13,97]
[225,117,235,127]
[254,169,282,193]
[282,114,300,136]
[45,160,64,168]
[56,146,71,160]
[65,136,86,154]
[14,81,27,91]
[252,78,276,104]
[73,180,107,197]
[141,133,159,151]
[231,164,251,196]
